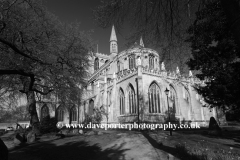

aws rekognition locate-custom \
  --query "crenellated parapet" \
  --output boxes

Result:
[95,52,110,59]
[89,61,111,82]
[116,67,138,82]
[141,64,205,87]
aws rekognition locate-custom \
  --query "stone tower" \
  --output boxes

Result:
[110,25,118,56]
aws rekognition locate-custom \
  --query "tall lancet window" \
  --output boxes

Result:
[128,84,136,114]
[117,61,120,72]
[71,107,77,122]
[107,90,112,107]
[94,58,99,71]
[41,104,49,121]
[119,88,125,115]
[149,55,154,69]
[57,106,64,122]
[129,55,135,70]
[89,99,94,115]
[183,87,190,104]
[169,86,178,114]
[148,83,161,113]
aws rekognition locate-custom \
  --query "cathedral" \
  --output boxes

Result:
[77,25,218,126]
[38,26,219,127]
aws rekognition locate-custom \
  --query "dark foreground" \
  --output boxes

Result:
[2,128,240,160]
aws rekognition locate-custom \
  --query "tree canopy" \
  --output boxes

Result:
[0,0,93,127]
[186,0,240,111]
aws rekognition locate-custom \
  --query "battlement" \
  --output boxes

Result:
[95,52,110,59]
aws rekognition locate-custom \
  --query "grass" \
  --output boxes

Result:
[5,127,240,160]
[146,129,240,160]
[175,141,240,160]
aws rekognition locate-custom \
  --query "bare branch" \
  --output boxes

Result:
[33,88,53,95]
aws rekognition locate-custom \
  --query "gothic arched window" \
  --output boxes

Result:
[149,56,154,69]
[148,83,161,113]
[57,106,64,121]
[119,88,125,115]
[128,84,136,114]
[108,90,112,107]
[129,55,135,70]
[117,61,120,72]
[94,58,99,71]
[89,99,94,115]
[41,104,49,121]
[71,107,77,122]
[91,82,94,93]
[169,86,178,114]
[84,101,86,114]
[183,87,190,104]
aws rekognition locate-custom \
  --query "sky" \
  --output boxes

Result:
[44,0,127,55]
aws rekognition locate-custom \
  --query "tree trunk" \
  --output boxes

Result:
[27,91,40,133]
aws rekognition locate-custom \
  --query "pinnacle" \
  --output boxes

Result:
[140,36,144,47]
[110,25,117,41]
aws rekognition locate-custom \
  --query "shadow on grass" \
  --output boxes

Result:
[141,131,207,160]
[203,130,240,149]
[9,138,129,160]
[179,128,240,149]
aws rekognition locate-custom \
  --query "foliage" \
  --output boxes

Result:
[0,0,93,126]
[220,0,240,49]
[0,105,30,123]
[92,108,104,124]
[39,115,59,134]
[225,108,240,121]
[0,90,29,122]
[83,108,106,124]
[186,0,240,111]
[93,0,208,72]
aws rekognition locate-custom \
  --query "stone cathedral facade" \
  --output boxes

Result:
[77,26,218,126]
[37,26,219,126]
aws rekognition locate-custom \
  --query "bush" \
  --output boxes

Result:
[40,115,59,134]
[84,108,104,124]
[92,108,104,124]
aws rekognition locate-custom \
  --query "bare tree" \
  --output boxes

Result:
[0,0,92,132]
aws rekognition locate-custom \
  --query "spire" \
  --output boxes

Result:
[110,25,118,54]
[189,70,193,77]
[140,36,144,47]
[110,25,117,42]
[176,66,180,74]
[161,62,165,71]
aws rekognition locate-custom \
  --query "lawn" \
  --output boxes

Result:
[7,130,165,160]
[8,131,125,160]
[4,127,240,160]
[144,128,240,160]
